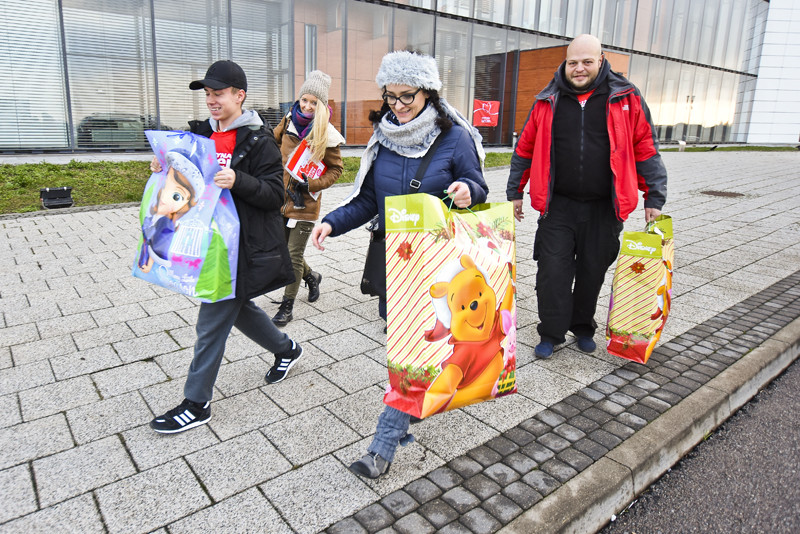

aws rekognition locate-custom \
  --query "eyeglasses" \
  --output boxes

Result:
[382,88,422,106]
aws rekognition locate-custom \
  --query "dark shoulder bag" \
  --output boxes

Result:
[360,134,445,296]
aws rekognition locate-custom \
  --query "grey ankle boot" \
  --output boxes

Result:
[348,452,390,479]
[272,297,294,326]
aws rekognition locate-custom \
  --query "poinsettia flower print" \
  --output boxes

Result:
[397,241,413,261]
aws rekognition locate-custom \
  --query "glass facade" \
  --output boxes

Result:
[0,0,765,152]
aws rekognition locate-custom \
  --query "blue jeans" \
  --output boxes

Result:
[184,296,291,403]
[367,406,413,463]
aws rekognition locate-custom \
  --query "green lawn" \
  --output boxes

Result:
[2,146,796,215]
[0,153,514,215]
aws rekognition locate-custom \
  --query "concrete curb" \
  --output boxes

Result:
[500,316,800,534]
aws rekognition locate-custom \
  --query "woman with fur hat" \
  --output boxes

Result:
[272,70,345,326]
[311,50,488,479]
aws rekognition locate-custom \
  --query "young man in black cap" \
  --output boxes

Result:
[149,60,304,434]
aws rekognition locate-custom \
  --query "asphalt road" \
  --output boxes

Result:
[599,357,800,533]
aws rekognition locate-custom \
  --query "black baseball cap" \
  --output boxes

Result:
[189,60,247,91]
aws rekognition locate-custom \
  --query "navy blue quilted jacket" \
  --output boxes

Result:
[323,122,488,236]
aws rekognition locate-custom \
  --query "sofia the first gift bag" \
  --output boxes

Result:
[383,193,517,419]
[606,215,674,364]
[132,131,240,302]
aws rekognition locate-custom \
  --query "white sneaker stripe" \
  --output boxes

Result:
[184,410,196,421]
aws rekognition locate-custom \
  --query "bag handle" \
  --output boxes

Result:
[409,133,445,193]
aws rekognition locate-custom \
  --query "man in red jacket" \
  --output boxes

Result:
[506,34,667,359]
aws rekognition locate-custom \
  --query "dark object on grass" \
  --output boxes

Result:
[40,187,74,209]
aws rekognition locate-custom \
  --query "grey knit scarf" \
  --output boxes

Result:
[374,103,440,158]
[339,98,485,208]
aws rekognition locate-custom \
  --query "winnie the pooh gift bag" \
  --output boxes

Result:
[606,215,674,364]
[382,193,517,419]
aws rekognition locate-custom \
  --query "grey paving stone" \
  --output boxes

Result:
[0,414,73,470]
[639,395,672,414]
[437,521,473,534]
[0,323,39,347]
[521,441,556,464]
[502,480,543,509]
[462,392,545,433]
[518,418,551,437]
[483,493,524,523]
[36,312,97,339]
[92,360,168,398]
[557,447,594,472]
[485,435,519,456]
[467,445,503,467]
[521,469,561,496]
[33,435,136,507]
[306,310,372,336]
[213,355,272,398]
[325,385,387,437]
[427,466,464,491]
[381,489,418,518]
[67,391,152,444]
[19,375,99,420]
[113,331,181,363]
[463,473,501,500]
[11,334,76,366]
[618,411,648,429]
[549,400,581,419]
[536,432,571,453]
[261,456,378,534]
[263,370,345,416]
[50,344,123,380]
[553,423,586,442]
[0,393,21,429]
[459,506,502,533]
[186,431,292,501]
[602,420,636,440]
[0,494,104,534]
[404,477,443,505]
[412,409,499,462]
[0,464,37,523]
[393,512,435,534]
[441,486,480,514]
[122,422,219,471]
[502,427,536,447]
[535,409,566,427]
[418,498,460,528]
[96,459,211,534]
[484,462,521,485]
[504,451,538,475]
[3,302,62,328]
[354,503,395,532]
[328,517,369,534]
[207,388,286,441]
[89,301,148,327]
[321,354,391,393]
[263,406,360,465]
[540,457,579,482]
[72,322,137,351]
[447,456,484,479]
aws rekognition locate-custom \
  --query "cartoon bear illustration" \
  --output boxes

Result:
[420,254,514,418]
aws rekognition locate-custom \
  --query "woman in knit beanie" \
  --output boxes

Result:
[311,50,488,479]
[272,70,345,326]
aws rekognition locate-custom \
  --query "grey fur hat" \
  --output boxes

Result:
[298,70,331,103]
[375,51,442,91]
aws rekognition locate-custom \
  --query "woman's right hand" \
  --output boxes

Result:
[311,222,333,251]
[150,157,162,173]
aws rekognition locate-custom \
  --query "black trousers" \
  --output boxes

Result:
[534,195,624,344]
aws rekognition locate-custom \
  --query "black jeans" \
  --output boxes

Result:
[533,195,624,344]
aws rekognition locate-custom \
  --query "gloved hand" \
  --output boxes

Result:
[287,180,307,209]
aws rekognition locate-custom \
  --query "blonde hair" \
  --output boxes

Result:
[305,102,330,162]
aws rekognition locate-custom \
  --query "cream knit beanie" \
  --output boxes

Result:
[375,51,442,91]
[298,70,331,103]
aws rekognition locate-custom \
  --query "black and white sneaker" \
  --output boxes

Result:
[265,340,304,384]
[150,398,211,434]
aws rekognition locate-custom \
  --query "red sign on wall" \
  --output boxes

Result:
[473,100,500,127]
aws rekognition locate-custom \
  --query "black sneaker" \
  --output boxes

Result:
[150,399,211,434]
[265,340,304,384]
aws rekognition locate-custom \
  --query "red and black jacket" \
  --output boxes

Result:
[506,62,667,221]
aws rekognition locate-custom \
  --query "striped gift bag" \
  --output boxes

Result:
[382,194,517,419]
[606,216,674,364]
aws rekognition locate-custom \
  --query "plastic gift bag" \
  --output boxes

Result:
[606,215,674,364]
[132,130,240,302]
[382,193,517,419]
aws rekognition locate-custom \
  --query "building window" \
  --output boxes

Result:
[305,24,317,76]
